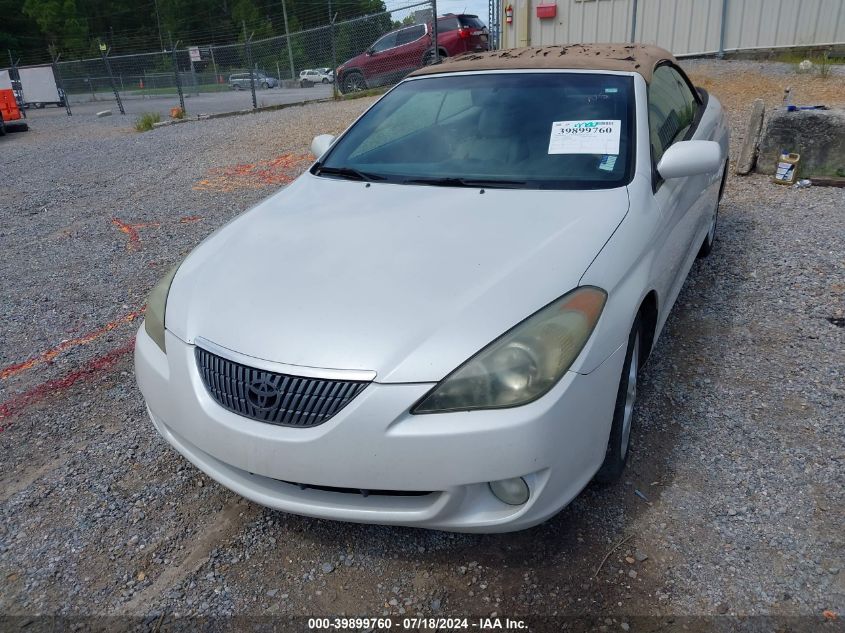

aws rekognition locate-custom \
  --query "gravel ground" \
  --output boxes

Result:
[1,62,843,630]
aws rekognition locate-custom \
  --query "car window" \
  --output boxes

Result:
[396,25,426,45]
[648,65,699,165]
[437,17,460,31]
[458,15,486,28]
[320,73,635,190]
[372,32,397,52]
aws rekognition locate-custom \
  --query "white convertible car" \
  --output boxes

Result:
[136,44,729,532]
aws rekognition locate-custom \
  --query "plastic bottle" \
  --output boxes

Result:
[773,150,800,185]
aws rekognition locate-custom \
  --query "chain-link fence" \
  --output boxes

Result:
[15,0,493,117]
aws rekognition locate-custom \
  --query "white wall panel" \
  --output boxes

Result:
[500,0,844,55]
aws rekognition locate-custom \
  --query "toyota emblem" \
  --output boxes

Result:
[247,373,280,410]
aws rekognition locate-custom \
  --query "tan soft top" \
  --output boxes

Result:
[409,43,675,83]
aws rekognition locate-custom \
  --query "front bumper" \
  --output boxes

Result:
[135,326,624,532]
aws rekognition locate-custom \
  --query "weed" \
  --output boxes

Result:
[782,48,840,78]
[134,112,161,132]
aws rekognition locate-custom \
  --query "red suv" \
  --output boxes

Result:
[337,14,489,93]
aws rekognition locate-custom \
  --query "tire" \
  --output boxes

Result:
[322,78,329,84]
[697,159,728,258]
[342,72,366,94]
[594,316,643,483]
[232,84,242,91]
[423,49,446,65]
[261,82,269,89]
[0,115,6,136]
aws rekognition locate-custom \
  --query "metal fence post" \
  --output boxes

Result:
[329,0,338,92]
[7,50,27,117]
[244,24,257,110]
[169,34,186,112]
[99,44,125,115]
[210,47,219,85]
[431,0,440,63]
[487,0,500,50]
[329,0,337,78]
[50,52,72,116]
[718,0,729,58]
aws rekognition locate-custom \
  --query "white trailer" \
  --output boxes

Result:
[18,65,64,108]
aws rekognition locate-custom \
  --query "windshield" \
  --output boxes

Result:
[316,72,635,189]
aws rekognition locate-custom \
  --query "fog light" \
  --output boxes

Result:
[489,477,530,506]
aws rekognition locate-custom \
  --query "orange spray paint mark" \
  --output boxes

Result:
[112,218,161,251]
[193,153,311,193]
[0,309,144,381]
[0,339,136,429]
[179,215,203,223]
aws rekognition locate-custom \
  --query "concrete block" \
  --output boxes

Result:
[735,99,765,175]
[757,108,845,177]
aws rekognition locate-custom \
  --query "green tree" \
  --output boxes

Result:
[22,0,90,57]
[232,0,272,40]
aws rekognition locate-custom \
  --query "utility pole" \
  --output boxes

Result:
[281,0,296,80]
[153,0,164,50]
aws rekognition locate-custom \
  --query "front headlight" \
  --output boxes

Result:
[144,262,182,353]
[413,287,607,413]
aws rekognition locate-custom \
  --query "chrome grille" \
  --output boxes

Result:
[195,347,369,427]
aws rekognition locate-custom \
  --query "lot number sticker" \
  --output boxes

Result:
[548,119,621,155]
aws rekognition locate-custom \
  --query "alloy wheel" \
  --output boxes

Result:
[620,332,639,460]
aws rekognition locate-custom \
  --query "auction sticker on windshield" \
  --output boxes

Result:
[548,119,621,155]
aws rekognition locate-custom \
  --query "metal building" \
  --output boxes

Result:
[497,0,845,56]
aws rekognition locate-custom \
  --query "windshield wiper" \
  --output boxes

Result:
[314,165,385,182]
[403,177,527,189]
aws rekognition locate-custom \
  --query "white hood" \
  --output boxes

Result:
[166,173,629,383]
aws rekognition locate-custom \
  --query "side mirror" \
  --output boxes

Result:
[311,134,336,158]
[657,140,722,180]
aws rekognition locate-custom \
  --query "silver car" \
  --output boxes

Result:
[229,72,278,90]
[137,44,728,533]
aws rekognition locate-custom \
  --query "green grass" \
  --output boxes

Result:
[134,112,161,132]
[337,86,388,101]
[776,49,843,78]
